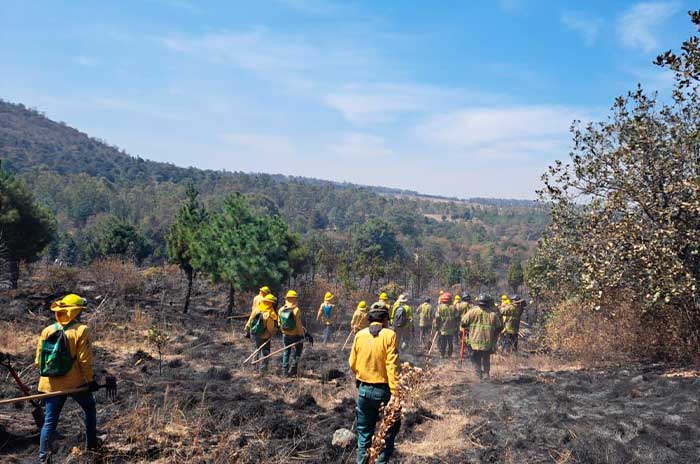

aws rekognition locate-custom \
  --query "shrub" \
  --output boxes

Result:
[543,296,644,364]
[89,257,144,300]
[43,266,80,294]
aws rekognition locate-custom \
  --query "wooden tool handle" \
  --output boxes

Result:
[0,387,89,406]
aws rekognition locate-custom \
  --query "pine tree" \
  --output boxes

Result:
[507,260,524,293]
[193,193,294,316]
[0,162,55,287]
[166,185,208,313]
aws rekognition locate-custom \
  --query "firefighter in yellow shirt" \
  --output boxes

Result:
[36,294,98,463]
[350,301,369,333]
[349,303,401,464]
[278,290,313,376]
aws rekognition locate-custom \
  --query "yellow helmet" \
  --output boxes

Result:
[324,292,334,301]
[260,286,271,295]
[454,295,461,301]
[379,293,388,301]
[501,294,509,300]
[286,290,299,299]
[51,294,87,311]
[357,301,367,310]
[264,294,277,303]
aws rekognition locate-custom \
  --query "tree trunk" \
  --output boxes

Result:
[183,268,194,314]
[227,284,235,317]
[8,259,19,289]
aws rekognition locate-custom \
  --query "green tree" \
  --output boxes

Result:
[193,193,293,316]
[507,260,524,293]
[97,216,150,262]
[534,11,700,360]
[0,162,55,287]
[350,219,404,292]
[166,185,208,314]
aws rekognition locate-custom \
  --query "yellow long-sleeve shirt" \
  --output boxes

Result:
[350,308,369,332]
[349,323,400,394]
[252,293,265,312]
[279,304,305,337]
[35,322,94,393]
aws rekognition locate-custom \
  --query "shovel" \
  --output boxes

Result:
[0,376,118,407]
[0,354,44,429]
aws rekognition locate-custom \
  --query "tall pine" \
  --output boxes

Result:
[0,162,55,287]
[166,185,207,313]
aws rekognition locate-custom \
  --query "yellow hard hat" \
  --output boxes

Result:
[324,292,334,301]
[454,295,461,301]
[286,290,299,299]
[260,286,271,295]
[501,294,508,300]
[357,301,367,309]
[264,294,277,303]
[379,293,388,300]
[51,294,87,311]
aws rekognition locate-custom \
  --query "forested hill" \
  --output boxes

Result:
[0,98,548,289]
[0,99,533,208]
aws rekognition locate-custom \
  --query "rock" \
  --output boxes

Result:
[630,375,644,384]
[620,370,630,377]
[332,428,356,448]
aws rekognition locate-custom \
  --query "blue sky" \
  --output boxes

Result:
[0,0,692,198]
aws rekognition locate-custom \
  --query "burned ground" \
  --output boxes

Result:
[1,289,700,463]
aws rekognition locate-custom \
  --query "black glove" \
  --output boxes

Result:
[88,380,100,392]
[304,333,314,347]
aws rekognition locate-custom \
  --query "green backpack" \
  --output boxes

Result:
[249,311,266,337]
[279,307,296,331]
[39,322,76,377]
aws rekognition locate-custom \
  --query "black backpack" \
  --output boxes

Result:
[394,305,408,328]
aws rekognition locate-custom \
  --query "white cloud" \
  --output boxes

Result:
[617,1,680,53]
[324,83,461,125]
[329,132,393,158]
[162,28,369,93]
[221,132,297,158]
[561,11,603,46]
[74,56,98,67]
[416,106,588,159]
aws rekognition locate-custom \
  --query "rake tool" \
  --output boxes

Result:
[242,338,271,364]
[341,330,354,350]
[0,376,118,407]
[251,340,304,365]
[0,353,44,429]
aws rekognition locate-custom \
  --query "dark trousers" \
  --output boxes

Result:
[322,325,334,343]
[356,383,400,464]
[471,350,491,379]
[438,334,454,358]
[394,325,411,351]
[419,326,431,347]
[254,336,271,372]
[282,334,303,375]
[502,333,518,353]
[40,391,97,462]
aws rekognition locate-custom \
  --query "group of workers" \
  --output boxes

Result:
[23,287,526,464]
[243,286,527,463]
